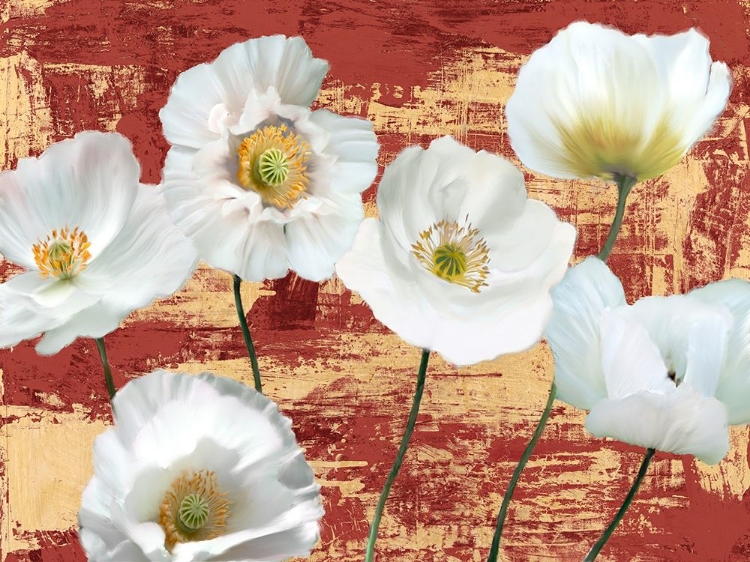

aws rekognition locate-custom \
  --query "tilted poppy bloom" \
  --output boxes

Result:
[0,131,196,355]
[546,257,750,464]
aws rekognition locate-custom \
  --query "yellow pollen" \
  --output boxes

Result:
[237,124,311,209]
[412,219,490,293]
[32,227,92,279]
[159,469,231,552]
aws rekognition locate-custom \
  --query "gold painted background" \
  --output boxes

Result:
[1,0,749,560]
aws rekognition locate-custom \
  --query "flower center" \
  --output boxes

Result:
[32,227,91,279]
[159,469,231,551]
[412,219,490,293]
[178,493,210,532]
[237,124,311,209]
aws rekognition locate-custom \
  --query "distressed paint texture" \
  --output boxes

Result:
[1,0,750,561]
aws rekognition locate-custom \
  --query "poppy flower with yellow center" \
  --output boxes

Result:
[78,370,323,561]
[159,35,379,282]
[0,131,196,355]
[336,136,576,366]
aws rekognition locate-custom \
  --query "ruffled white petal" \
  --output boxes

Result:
[34,302,119,355]
[633,29,732,148]
[621,295,731,389]
[161,36,328,149]
[195,521,320,561]
[375,144,442,254]
[162,147,289,282]
[586,385,730,465]
[285,194,363,282]
[171,502,323,562]
[683,61,732,146]
[432,293,555,366]
[83,183,197,313]
[456,149,528,234]
[682,308,731,397]
[0,275,100,354]
[335,219,433,350]
[689,278,750,424]
[159,62,230,149]
[78,477,144,562]
[375,136,530,264]
[306,109,379,194]
[546,257,626,409]
[485,200,575,274]
[0,288,64,349]
[0,131,138,267]
[212,35,328,110]
[599,310,674,398]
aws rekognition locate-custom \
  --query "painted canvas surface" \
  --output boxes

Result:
[1,1,750,561]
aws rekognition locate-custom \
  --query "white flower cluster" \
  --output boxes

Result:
[0,21,743,562]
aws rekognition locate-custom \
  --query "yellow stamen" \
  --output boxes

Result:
[237,124,311,209]
[32,227,92,279]
[412,219,490,293]
[159,469,231,551]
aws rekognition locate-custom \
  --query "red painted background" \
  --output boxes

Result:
[1,1,750,561]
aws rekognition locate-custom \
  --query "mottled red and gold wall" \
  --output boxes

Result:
[1,1,750,561]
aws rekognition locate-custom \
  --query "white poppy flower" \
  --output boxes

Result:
[0,131,196,355]
[159,35,379,282]
[546,257,750,464]
[506,21,732,181]
[335,136,576,366]
[78,370,323,561]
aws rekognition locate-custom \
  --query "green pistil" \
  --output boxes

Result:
[177,493,209,533]
[48,239,72,261]
[433,244,467,281]
[255,148,289,186]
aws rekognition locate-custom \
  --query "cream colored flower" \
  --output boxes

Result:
[0,131,196,355]
[336,136,576,366]
[506,22,731,181]
[547,257,750,464]
[78,370,323,561]
[160,35,379,282]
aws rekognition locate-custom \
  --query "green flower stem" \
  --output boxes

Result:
[486,382,558,562]
[233,274,263,394]
[583,448,656,561]
[485,174,638,559]
[364,349,430,562]
[94,337,116,402]
[597,174,638,262]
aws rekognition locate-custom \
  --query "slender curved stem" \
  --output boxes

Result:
[486,382,558,562]
[364,349,430,562]
[597,174,638,262]
[233,275,263,394]
[94,337,116,402]
[584,448,656,561]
